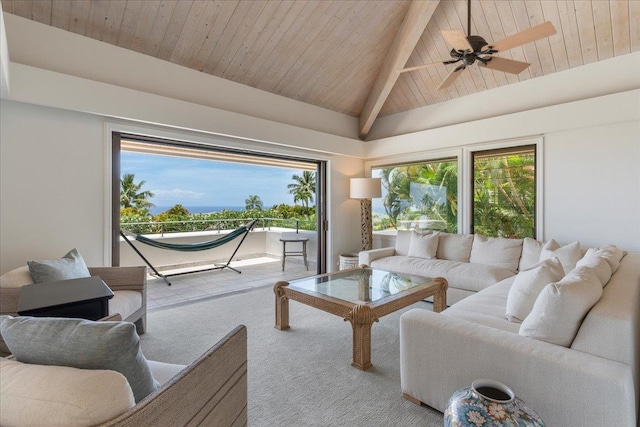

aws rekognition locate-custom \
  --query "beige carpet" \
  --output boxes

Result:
[140,285,444,426]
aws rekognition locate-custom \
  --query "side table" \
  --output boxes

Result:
[280,234,309,271]
[17,276,114,321]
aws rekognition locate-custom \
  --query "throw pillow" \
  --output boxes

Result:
[469,234,523,273]
[436,232,474,262]
[27,248,91,283]
[505,257,565,323]
[518,238,544,271]
[593,244,625,275]
[574,252,613,287]
[407,231,438,259]
[394,230,413,256]
[539,239,582,274]
[0,316,159,403]
[0,358,135,427]
[519,267,603,347]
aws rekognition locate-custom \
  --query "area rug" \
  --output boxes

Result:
[140,285,444,426]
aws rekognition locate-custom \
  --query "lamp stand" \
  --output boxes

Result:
[360,198,373,251]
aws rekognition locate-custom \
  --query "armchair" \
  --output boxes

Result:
[1,325,248,426]
[0,265,147,356]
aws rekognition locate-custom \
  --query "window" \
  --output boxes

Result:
[472,145,536,238]
[372,159,458,233]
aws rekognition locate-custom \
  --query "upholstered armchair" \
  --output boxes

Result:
[0,265,147,355]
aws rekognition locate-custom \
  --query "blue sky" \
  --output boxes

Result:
[121,152,308,208]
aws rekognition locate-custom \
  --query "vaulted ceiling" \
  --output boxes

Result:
[3,0,638,138]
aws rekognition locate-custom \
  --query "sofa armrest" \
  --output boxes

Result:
[89,267,146,293]
[400,309,636,427]
[358,247,396,266]
[101,325,248,427]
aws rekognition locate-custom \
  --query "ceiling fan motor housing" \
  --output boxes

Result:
[467,35,489,52]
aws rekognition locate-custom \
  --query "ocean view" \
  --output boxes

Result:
[149,206,245,215]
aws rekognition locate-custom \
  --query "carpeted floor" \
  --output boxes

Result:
[140,285,444,426]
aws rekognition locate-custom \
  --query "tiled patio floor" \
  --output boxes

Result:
[146,256,313,310]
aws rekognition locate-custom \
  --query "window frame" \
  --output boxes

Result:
[366,136,544,240]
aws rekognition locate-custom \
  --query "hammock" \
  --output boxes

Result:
[120,219,258,286]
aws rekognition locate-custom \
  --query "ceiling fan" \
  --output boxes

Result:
[400,0,557,90]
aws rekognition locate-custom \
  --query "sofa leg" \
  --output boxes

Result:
[135,315,146,335]
[403,393,423,406]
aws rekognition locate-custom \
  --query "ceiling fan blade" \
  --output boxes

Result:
[399,61,445,73]
[437,67,464,90]
[480,56,531,74]
[441,29,473,52]
[489,22,557,52]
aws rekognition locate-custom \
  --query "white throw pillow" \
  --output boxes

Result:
[407,231,438,259]
[518,238,544,271]
[574,253,613,287]
[539,239,582,274]
[469,234,523,272]
[436,233,474,262]
[593,244,625,275]
[505,257,565,323]
[394,230,413,256]
[0,359,135,427]
[519,267,603,347]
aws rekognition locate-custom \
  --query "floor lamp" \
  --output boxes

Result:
[350,177,382,251]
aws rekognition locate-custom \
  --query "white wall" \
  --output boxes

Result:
[0,100,106,270]
[544,121,640,250]
[0,99,364,274]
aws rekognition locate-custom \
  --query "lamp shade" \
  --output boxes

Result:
[350,178,382,199]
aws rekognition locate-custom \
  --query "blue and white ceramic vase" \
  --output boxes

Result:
[444,379,545,427]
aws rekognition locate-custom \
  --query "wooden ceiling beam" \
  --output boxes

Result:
[358,0,440,140]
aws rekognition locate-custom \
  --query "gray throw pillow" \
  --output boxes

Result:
[27,248,91,283]
[0,316,159,403]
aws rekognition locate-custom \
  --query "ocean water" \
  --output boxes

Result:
[150,206,245,215]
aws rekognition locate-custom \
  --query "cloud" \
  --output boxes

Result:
[152,188,205,201]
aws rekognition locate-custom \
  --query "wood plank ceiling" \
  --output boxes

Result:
[3,0,639,136]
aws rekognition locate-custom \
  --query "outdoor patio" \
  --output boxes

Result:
[146,256,313,310]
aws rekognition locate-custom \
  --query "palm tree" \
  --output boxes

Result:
[120,173,154,211]
[245,195,263,210]
[287,171,316,208]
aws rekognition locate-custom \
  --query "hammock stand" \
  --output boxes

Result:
[120,219,258,286]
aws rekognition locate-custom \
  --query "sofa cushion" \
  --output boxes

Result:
[505,257,565,323]
[436,233,474,262]
[395,230,412,256]
[443,277,520,333]
[109,290,143,320]
[0,316,159,403]
[27,248,91,283]
[0,358,134,427]
[370,256,514,294]
[518,237,544,271]
[469,234,523,272]
[539,240,582,274]
[570,253,638,366]
[407,231,438,259]
[519,267,603,347]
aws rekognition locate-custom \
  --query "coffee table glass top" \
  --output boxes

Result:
[287,267,432,304]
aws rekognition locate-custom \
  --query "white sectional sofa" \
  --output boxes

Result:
[360,231,639,426]
[359,230,537,304]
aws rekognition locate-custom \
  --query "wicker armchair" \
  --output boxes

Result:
[0,325,248,427]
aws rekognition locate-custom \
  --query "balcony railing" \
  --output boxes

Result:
[121,217,316,236]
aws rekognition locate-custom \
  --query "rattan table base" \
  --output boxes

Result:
[274,274,447,370]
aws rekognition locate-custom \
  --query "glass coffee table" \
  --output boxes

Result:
[274,266,447,370]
